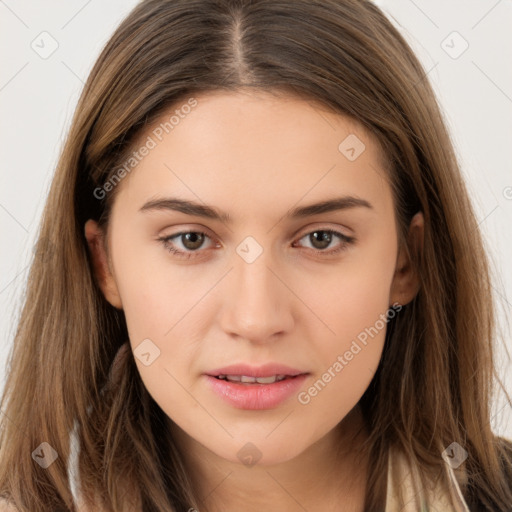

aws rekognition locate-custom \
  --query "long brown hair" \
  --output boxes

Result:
[1,0,511,510]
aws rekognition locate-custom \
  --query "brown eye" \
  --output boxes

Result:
[158,231,216,259]
[308,231,333,250]
[180,232,206,250]
[295,229,354,254]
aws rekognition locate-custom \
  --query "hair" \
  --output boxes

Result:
[1,0,511,510]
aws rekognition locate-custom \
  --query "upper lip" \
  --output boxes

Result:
[206,363,307,378]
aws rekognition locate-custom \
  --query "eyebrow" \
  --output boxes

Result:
[139,195,373,223]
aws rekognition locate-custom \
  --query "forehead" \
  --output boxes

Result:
[111,90,392,221]
[144,89,385,158]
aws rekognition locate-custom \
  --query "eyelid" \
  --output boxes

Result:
[293,228,355,254]
[294,222,353,240]
[156,225,219,260]
[159,222,353,242]
[158,224,218,242]
[158,224,355,259]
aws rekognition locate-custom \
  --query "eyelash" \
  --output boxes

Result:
[157,228,355,260]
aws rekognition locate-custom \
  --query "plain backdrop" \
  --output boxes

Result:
[1,0,511,441]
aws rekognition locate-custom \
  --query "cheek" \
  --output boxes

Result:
[296,284,390,425]
[298,235,396,348]
[109,232,210,341]
[294,234,395,404]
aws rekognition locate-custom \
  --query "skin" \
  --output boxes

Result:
[85,89,424,512]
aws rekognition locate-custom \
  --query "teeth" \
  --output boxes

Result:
[217,374,288,384]
[252,375,277,384]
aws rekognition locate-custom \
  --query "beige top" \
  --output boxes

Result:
[385,447,470,511]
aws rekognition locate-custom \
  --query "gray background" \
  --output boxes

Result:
[1,0,511,438]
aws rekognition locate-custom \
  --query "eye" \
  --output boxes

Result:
[158,231,217,259]
[293,229,355,255]
[158,227,355,260]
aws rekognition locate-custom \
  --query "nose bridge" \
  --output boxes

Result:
[218,242,294,342]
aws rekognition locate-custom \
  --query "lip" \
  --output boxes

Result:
[204,374,308,410]
[204,363,309,410]
[206,363,306,378]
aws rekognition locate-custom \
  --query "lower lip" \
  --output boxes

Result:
[204,374,309,410]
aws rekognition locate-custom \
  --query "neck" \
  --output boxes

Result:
[168,405,370,512]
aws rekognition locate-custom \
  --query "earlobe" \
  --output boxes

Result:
[84,220,123,309]
[389,211,424,307]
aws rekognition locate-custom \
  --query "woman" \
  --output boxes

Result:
[1,0,511,510]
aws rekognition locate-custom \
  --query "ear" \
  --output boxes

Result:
[389,211,424,307]
[84,220,123,309]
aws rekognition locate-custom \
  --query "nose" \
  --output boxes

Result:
[218,249,295,344]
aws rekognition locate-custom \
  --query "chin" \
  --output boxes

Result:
[216,440,304,468]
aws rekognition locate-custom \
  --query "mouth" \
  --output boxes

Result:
[204,372,309,410]
[213,374,302,384]
[206,363,307,382]
[204,363,309,409]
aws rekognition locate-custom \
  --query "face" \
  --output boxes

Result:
[86,90,421,466]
